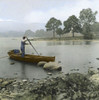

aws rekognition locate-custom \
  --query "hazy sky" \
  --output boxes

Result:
[0,0,99,23]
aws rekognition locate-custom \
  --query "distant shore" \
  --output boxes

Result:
[31,36,99,41]
[1,36,99,41]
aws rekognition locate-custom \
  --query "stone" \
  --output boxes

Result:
[58,61,61,63]
[96,58,99,60]
[77,90,81,97]
[1,98,9,100]
[70,68,79,71]
[97,68,99,70]
[88,69,96,76]
[90,73,99,84]
[43,62,62,71]
[0,79,3,83]
[47,72,52,75]
[72,93,78,100]
[14,73,18,75]
[37,61,47,67]
[0,82,8,87]
[1,88,5,91]
[10,62,15,65]
[22,79,28,82]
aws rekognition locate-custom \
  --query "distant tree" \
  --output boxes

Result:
[35,29,45,34]
[25,29,34,36]
[64,15,82,37]
[91,22,99,34]
[56,28,63,38]
[35,29,45,37]
[79,8,97,39]
[45,17,62,38]
[82,23,93,39]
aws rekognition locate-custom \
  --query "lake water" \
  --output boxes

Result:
[0,37,99,80]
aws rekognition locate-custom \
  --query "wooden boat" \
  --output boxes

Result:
[8,50,55,63]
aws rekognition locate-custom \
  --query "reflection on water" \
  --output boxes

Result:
[47,40,92,46]
[47,41,62,46]
[20,62,26,79]
[85,41,91,45]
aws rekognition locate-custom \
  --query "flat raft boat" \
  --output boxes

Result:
[8,50,55,63]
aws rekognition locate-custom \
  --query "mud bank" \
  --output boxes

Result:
[0,71,99,100]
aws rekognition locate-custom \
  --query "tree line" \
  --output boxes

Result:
[45,8,98,39]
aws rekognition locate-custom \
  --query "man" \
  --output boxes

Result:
[21,36,28,57]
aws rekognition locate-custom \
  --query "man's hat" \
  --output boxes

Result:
[23,36,26,39]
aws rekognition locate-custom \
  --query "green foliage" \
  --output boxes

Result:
[82,23,93,39]
[64,15,82,37]
[91,22,99,34]
[45,17,62,38]
[34,29,53,38]
[35,29,45,34]
[79,8,97,39]
[25,29,34,35]
[79,8,97,26]
[56,28,63,38]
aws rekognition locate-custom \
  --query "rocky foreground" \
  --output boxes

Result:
[0,70,99,100]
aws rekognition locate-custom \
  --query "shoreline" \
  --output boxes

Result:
[31,37,99,41]
[0,69,99,100]
[0,37,99,42]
